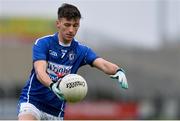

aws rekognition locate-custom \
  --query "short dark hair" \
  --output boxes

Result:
[58,3,81,20]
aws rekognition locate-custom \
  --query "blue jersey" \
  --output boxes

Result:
[18,33,98,117]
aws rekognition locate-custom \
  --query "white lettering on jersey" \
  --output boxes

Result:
[49,50,58,57]
[47,61,72,81]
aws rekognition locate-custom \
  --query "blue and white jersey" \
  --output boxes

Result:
[18,33,98,117]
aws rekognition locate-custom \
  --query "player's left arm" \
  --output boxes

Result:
[92,58,118,74]
[92,58,128,89]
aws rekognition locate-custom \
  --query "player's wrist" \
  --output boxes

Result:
[116,68,125,73]
[49,82,55,90]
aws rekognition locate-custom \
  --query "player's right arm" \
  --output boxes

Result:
[34,60,52,87]
[34,60,65,100]
[33,38,52,87]
[33,38,64,100]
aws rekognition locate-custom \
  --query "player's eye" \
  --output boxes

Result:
[73,23,79,28]
[64,23,71,27]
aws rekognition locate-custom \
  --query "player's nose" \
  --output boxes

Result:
[69,26,74,33]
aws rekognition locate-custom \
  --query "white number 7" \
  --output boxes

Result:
[61,50,67,58]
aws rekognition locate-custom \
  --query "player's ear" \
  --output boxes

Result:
[56,20,61,29]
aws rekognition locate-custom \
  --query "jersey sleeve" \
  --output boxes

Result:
[82,47,99,66]
[32,38,48,62]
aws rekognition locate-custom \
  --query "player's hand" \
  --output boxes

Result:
[110,68,128,89]
[49,81,65,100]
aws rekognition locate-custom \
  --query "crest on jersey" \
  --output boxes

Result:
[69,51,75,61]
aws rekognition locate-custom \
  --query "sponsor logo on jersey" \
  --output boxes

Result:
[47,61,72,81]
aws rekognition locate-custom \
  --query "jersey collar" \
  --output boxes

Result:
[53,32,77,49]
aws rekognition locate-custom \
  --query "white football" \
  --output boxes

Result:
[59,74,88,103]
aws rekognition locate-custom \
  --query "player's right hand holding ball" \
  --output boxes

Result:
[49,81,65,100]
[110,68,128,89]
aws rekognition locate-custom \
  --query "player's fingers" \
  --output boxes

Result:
[110,75,118,79]
[122,80,128,89]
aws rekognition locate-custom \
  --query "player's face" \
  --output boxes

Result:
[56,18,80,44]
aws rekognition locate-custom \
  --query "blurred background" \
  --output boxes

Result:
[0,0,180,120]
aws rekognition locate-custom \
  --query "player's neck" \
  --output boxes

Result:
[59,40,71,47]
[58,34,71,47]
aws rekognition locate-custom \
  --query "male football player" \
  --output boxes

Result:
[17,3,128,120]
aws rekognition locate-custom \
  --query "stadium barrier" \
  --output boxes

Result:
[64,101,138,120]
